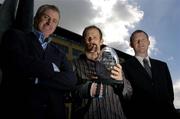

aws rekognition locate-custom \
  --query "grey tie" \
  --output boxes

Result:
[143,58,152,77]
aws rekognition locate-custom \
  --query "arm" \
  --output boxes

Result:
[112,70,133,100]
[51,56,77,90]
[71,59,93,98]
[1,29,54,79]
[164,63,174,102]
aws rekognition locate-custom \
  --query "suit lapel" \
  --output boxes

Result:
[149,58,158,79]
[132,57,152,79]
[27,32,45,58]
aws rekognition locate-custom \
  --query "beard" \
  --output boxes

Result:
[86,43,98,52]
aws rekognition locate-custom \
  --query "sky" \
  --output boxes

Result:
[1,0,180,108]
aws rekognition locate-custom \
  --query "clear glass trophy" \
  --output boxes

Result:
[96,46,119,97]
[98,46,119,70]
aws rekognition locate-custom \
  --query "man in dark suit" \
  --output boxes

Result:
[122,30,179,119]
[0,4,76,119]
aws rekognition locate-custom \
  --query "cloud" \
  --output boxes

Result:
[173,79,180,109]
[33,0,145,55]
[167,56,174,61]
[34,0,98,34]
[0,0,147,54]
[148,36,159,56]
[32,0,158,57]
[88,0,144,54]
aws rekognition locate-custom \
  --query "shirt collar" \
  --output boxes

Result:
[135,56,151,67]
[33,28,52,44]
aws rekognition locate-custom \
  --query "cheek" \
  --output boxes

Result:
[100,40,103,45]
[37,21,44,30]
[51,25,57,31]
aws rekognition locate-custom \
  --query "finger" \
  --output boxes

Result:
[115,64,122,69]
[111,69,119,76]
[112,64,122,72]
[90,83,97,97]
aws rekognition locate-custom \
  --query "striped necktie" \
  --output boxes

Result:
[143,58,152,78]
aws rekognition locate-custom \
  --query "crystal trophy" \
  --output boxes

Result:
[98,46,119,70]
[96,46,119,86]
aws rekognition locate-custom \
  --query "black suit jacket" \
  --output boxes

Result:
[122,56,178,119]
[0,29,77,119]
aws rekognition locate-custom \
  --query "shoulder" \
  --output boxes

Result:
[121,57,136,65]
[73,53,85,61]
[72,54,86,66]
[150,58,167,66]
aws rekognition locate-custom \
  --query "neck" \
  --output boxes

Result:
[135,52,148,58]
[86,51,100,61]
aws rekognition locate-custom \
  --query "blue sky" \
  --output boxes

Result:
[134,0,180,108]
[1,0,180,108]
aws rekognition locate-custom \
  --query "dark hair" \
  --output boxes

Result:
[130,30,149,43]
[34,4,60,27]
[82,25,103,40]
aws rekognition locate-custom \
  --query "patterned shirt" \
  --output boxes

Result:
[71,54,132,119]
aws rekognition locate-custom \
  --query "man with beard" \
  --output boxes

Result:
[71,25,132,119]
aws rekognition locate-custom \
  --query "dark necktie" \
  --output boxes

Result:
[143,58,152,78]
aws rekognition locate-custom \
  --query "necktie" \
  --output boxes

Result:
[143,58,152,77]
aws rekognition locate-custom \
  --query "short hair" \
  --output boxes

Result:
[34,4,60,26]
[82,25,103,40]
[130,30,149,43]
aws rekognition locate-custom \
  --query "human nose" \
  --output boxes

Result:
[87,37,95,43]
[138,40,144,44]
[46,18,52,25]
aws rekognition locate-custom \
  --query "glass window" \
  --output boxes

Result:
[72,48,83,59]
[58,44,69,54]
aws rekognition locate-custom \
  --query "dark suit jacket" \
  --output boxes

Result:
[0,29,77,119]
[122,56,178,119]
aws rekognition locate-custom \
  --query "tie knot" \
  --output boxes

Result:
[143,58,148,63]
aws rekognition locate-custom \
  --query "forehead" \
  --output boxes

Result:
[85,28,100,36]
[133,32,147,39]
[43,9,59,16]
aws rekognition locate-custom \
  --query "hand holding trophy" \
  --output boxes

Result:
[96,46,120,84]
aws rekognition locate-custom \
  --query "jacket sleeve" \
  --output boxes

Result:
[71,60,92,98]
[164,63,174,102]
[113,71,133,100]
[51,56,77,90]
[122,74,133,100]
[1,29,55,79]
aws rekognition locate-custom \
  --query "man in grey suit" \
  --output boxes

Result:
[122,30,179,119]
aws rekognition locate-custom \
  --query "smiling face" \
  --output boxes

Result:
[130,32,150,57]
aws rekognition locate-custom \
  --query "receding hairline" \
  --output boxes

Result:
[34,4,60,21]
[82,25,103,40]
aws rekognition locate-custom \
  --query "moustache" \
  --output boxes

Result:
[86,43,98,52]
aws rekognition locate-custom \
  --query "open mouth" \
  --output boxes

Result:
[87,44,97,52]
